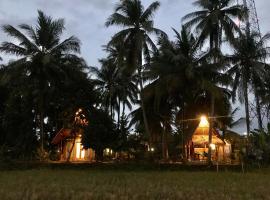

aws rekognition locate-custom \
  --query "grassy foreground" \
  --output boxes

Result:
[0,166,269,200]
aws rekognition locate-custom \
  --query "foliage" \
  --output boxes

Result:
[226,31,270,134]
[105,0,166,71]
[249,124,270,163]
[182,0,246,49]
[82,108,118,161]
[0,11,97,159]
[1,0,270,162]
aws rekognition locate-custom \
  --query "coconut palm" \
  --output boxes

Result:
[129,88,170,159]
[91,59,119,118]
[105,0,166,141]
[261,71,270,121]
[182,0,246,50]
[182,0,245,163]
[91,58,138,127]
[145,27,231,161]
[227,32,270,136]
[0,10,82,152]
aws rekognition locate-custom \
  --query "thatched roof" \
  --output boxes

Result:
[188,116,226,145]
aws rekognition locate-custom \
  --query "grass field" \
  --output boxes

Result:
[0,165,269,200]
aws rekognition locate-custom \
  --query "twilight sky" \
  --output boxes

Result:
[0,0,269,133]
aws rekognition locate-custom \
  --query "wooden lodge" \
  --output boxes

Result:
[52,128,95,162]
[186,116,236,163]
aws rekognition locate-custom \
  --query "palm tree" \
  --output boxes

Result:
[145,27,231,161]
[91,59,119,118]
[182,0,246,50]
[103,43,139,123]
[0,10,82,152]
[129,91,168,159]
[91,58,138,127]
[227,32,270,136]
[182,0,245,163]
[105,0,166,142]
[261,70,270,121]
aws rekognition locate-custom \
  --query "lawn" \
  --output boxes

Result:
[0,165,269,200]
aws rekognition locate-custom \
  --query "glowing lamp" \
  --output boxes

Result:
[199,116,209,128]
[209,143,216,150]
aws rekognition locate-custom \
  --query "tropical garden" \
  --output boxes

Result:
[0,0,270,165]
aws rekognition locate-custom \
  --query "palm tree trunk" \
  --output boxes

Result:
[208,96,215,164]
[117,99,121,129]
[110,104,114,121]
[110,96,113,120]
[243,79,251,137]
[40,110,44,151]
[139,78,151,142]
[181,106,185,160]
[138,57,152,145]
[122,102,126,118]
[207,29,219,164]
[39,96,44,152]
[162,122,169,160]
[254,87,263,130]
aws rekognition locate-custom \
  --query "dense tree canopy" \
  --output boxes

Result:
[0,0,269,163]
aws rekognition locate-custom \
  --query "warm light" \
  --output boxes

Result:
[150,148,155,152]
[81,149,85,159]
[199,116,209,128]
[75,108,82,116]
[210,143,216,150]
[76,143,81,159]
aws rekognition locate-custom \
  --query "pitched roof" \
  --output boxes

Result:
[51,128,72,145]
[190,116,226,145]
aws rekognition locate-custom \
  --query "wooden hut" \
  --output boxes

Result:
[186,116,232,163]
[52,128,95,162]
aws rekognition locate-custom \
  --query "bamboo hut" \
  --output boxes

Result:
[52,128,95,162]
[186,116,232,163]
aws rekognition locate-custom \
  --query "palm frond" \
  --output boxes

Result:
[141,1,160,22]
[0,42,27,56]
[51,36,81,54]
[105,13,133,27]
[2,25,38,52]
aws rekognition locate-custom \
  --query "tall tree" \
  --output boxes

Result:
[0,10,82,152]
[227,32,270,136]
[105,0,166,144]
[82,108,118,161]
[182,0,245,163]
[182,0,246,50]
[144,27,231,160]
[91,59,137,126]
